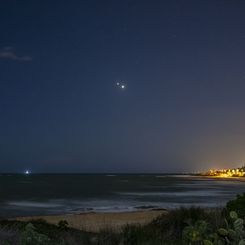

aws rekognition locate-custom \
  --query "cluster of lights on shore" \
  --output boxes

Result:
[205,166,245,177]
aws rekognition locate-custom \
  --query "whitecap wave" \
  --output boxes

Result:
[8,201,63,208]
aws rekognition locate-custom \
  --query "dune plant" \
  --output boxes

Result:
[57,220,68,231]
[0,227,19,245]
[182,211,245,245]
[226,194,245,218]
[20,223,51,245]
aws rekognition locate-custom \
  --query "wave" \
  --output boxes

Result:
[8,201,64,208]
[155,175,194,178]
[117,190,230,197]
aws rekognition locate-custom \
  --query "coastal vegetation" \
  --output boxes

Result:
[1,194,245,244]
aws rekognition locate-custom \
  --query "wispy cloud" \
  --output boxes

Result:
[0,47,32,61]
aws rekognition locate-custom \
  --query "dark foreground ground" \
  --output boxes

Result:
[0,207,233,245]
[1,193,245,244]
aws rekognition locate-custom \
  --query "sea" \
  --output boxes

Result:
[0,174,245,217]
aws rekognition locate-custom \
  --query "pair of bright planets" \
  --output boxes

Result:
[116,81,126,90]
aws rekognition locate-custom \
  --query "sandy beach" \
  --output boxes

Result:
[14,210,166,232]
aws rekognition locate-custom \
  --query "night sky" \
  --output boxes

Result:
[1,0,245,173]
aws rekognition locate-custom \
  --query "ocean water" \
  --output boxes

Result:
[0,174,245,217]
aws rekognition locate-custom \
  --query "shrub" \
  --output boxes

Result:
[20,223,51,245]
[57,220,68,231]
[96,228,121,245]
[151,206,221,240]
[182,220,211,244]
[0,227,20,245]
[123,224,148,245]
[182,211,245,245]
[226,193,245,218]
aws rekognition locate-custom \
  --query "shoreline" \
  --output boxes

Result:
[12,210,167,232]
[195,175,245,181]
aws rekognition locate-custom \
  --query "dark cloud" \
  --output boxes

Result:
[0,47,32,61]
